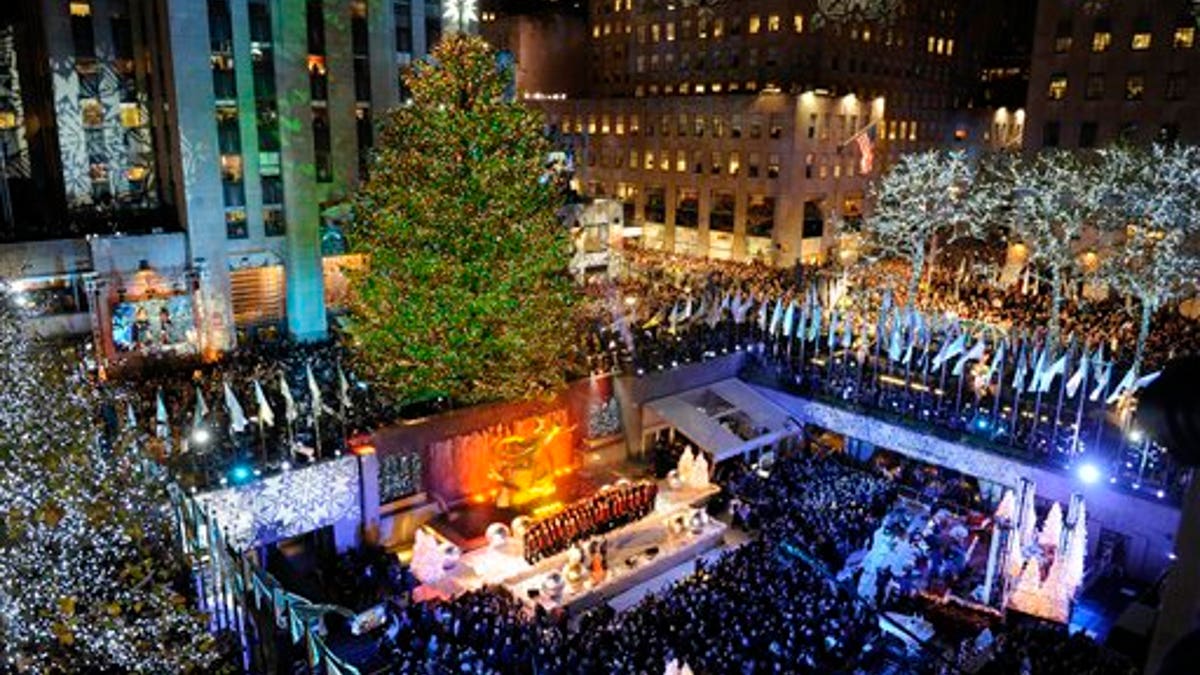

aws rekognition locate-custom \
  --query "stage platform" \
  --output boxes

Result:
[416,483,724,615]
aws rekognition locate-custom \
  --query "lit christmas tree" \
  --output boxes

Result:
[347,35,578,406]
[0,294,221,672]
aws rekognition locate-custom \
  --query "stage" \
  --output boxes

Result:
[416,482,724,615]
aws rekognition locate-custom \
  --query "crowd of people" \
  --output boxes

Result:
[106,334,400,488]
[524,481,657,563]
[350,442,1135,674]
[583,247,1196,496]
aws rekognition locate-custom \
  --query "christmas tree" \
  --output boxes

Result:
[347,35,578,406]
[0,294,221,672]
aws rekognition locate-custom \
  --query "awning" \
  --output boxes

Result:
[643,379,797,463]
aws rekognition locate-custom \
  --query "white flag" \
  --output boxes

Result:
[769,299,783,336]
[1065,350,1088,398]
[1037,353,1068,393]
[1013,348,1028,390]
[842,317,853,349]
[1027,347,1047,393]
[1132,370,1162,392]
[224,382,249,434]
[155,390,169,439]
[338,364,353,411]
[932,333,966,371]
[953,339,986,376]
[828,311,840,349]
[781,301,795,338]
[254,380,275,428]
[757,299,769,332]
[986,340,1006,382]
[280,372,298,423]
[888,321,903,362]
[1088,362,1111,402]
[307,363,324,416]
[1105,367,1137,405]
[125,402,138,430]
[808,304,822,343]
[193,386,209,429]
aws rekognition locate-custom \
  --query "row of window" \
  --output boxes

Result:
[1048,72,1188,102]
[555,111,917,145]
[597,12,806,41]
[1053,21,1194,54]
[635,187,778,237]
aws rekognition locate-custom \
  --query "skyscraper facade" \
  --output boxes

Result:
[1,0,442,349]
[487,0,1011,264]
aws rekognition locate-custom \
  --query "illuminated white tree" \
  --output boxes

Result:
[0,293,220,672]
[1097,144,1200,373]
[987,150,1111,347]
[861,149,995,306]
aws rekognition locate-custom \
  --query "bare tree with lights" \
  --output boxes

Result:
[987,150,1111,347]
[1097,144,1200,373]
[0,295,223,672]
[860,149,993,307]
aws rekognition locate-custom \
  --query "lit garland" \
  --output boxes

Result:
[0,297,219,672]
[346,35,578,406]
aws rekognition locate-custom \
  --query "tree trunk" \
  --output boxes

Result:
[1048,266,1063,348]
[908,247,926,308]
[1133,299,1153,375]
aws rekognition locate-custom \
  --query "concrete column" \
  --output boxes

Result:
[230,0,263,240]
[324,0,357,196]
[164,0,235,352]
[93,0,130,199]
[41,0,89,206]
[412,0,428,55]
[367,0,399,112]
[276,0,327,340]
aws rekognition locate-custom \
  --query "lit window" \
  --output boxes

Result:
[713,18,724,38]
[644,151,654,170]
[1092,31,1111,52]
[794,14,804,33]
[676,150,686,172]
[768,15,780,32]
[728,152,740,175]
[629,150,638,169]
[119,103,142,128]
[927,36,936,53]
[651,23,660,42]
[946,39,954,55]
[749,15,761,34]
[1125,74,1145,100]
[630,115,639,134]
[592,25,600,38]
[1048,74,1068,100]
[601,115,610,134]
[863,28,871,42]
[666,22,675,41]
[1054,35,1072,52]
[660,152,670,172]
[1175,26,1195,49]
[69,1,91,17]
[909,121,917,141]
[615,116,625,135]
[1131,32,1152,50]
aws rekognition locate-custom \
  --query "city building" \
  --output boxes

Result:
[1024,0,1199,150]
[487,0,1022,265]
[0,0,443,355]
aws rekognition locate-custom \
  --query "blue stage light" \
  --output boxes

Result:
[229,464,253,484]
[1077,463,1101,485]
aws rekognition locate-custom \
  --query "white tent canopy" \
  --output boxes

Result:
[644,379,797,463]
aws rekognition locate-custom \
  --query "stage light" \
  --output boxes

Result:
[1128,428,1144,444]
[1169,552,1178,561]
[1077,463,1102,485]
[1132,482,1141,490]
[191,427,211,445]
[229,464,253,484]
[1157,490,1165,499]
[281,461,291,471]
[975,418,989,430]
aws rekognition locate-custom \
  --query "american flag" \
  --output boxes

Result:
[850,122,878,174]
